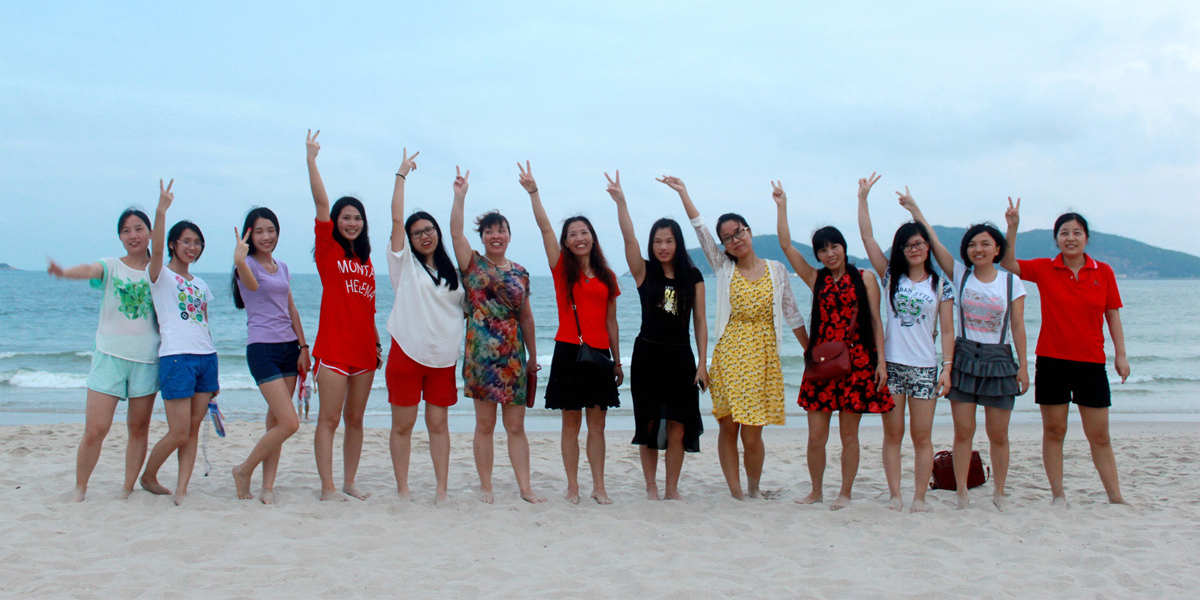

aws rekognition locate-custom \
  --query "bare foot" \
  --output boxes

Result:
[830,494,852,511]
[232,466,253,500]
[520,489,547,504]
[909,498,932,513]
[645,485,660,500]
[956,493,970,510]
[1051,495,1069,509]
[887,496,903,512]
[591,491,613,505]
[565,485,580,504]
[260,489,276,505]
[795,491,822,505]
[343,485,370,501]
[435,491,450,506]
[395,488,412,501]
[140,475,170,495]
[172,492,186,506]
[747,483,761,498]
[664,490,683,501]
[70,487,86,503]
[320,489,348,502]
[479,489,495,504]
[992,493,1008,512]
[119,487,133,500]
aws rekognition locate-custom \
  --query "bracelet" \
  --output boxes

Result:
[614,362,623,368]
[528,187,538,194]
[942,360,953,365]
[396,172,406,179]
[298,344,309,350]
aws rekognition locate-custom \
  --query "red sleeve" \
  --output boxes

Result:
[608,269,621,299]
[314,218,334,262]
[1101,263,1123,310]
[1016,258,1042,283]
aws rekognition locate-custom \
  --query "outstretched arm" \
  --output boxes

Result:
[856,173,888,276]
[46,260,103,280]
[519,160,559,268]
[1001,197,1022,276]
[449,164,475,272]
[305,129,330,222]
[607,170,646,285]
[149,178,173,283]
[772,180,818,289]
[898,189,953,279]
[390,148,419,253]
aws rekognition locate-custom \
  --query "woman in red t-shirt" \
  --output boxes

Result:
[305,130,381,502]
[1002,200,1128,505]
[520,161,622,505]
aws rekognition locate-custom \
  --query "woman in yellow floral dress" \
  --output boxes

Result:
[659,176,807,499]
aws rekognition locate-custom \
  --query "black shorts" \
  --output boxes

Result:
[246,341,301,385]
[1034,356,1111,408]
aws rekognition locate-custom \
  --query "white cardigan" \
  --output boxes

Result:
[691,215,805,354]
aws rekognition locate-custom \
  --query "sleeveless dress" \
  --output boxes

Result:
[630,266,704,452]
[798,271,893,413]
[708,268,785,426]
[462,253,530,405]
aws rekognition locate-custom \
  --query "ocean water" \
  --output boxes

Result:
[1,270,1198,431]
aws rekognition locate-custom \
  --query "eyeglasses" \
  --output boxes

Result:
[720,227,750,246]
[411,226,437,239]
[903,241,928,252]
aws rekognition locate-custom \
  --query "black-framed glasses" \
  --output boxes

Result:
[720,227,749,246]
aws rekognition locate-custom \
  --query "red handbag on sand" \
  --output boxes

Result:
[930,450,990,490]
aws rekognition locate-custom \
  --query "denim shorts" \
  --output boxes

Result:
[158,353,220,400]
[246,341,301,385]
[87,352,159,400]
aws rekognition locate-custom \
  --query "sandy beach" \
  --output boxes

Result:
[1,420,1196,598]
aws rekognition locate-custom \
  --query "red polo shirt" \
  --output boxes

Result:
[1017,254,1122,364]
[552,254,620,348]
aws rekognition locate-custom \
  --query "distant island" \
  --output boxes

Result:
[684,228,1200,279]
[0,263,18,272]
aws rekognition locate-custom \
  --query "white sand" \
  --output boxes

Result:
[1,420,1196,598]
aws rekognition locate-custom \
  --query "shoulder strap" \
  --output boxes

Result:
[956,266,971,339]
[567,286,585,345]
[999,271,1013,345]
[930,275,940,339]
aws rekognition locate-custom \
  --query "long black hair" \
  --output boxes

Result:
[328,196,371,263]
[233,207,281,310]
[166,220,205,261]
[645,217,699,308]
[886,221,939,315]
[959,223,1006,264]
[559,216,618,298]
[715,213,750,263]
[405,211,458,291]
[805,226,876,364]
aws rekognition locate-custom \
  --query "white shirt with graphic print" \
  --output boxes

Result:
[953,261,1025,345]
[90,257,160,363]
[882,271,954,368]
[150,264,216,357]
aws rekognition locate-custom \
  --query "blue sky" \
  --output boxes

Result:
[3,1,1197,274]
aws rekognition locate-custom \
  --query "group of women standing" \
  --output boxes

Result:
[51,131,1130,510]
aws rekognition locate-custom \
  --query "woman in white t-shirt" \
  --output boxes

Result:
[139,179,220,505]
[384,151,466,504]
[856,175,955,513]
[48,207,160,502]
[926,211,1029,510]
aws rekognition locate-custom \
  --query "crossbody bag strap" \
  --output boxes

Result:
[999,271,1013,345]
[957,266,971,341]
[568,288,585,345]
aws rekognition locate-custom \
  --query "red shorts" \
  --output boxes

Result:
[385,340,458,407]
[314,357,372,378]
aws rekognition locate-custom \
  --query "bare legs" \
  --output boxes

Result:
[800,410,861,510]
[560,408,610,504]
[72,391,155,502]
[314,368,374,501]
[908,398,936,512]
[428,405,451,503]
[716,416,743,499]
[984,406,1011,509]
[881,395,907,511]
[233,377,299,503]
[1041,404,1124,505]
[950,400,976,508]
[474,400,544,503]
[715,416,767,501]
[389,403,453,504]
[639,421,688,501]
[141,393,212,505]
[951,400,1011,509]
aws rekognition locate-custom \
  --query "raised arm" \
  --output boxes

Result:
[607,170,645,285]
[772,180,819,289]
[856,173,889,276]
[898,188,953,279]
[149,178,173,283]
[519,160,559,267]
[390,148,420,253]
[305,130,330,222]
[692,280,710,389]
[449,163,474,272]
[1106,309,1130,383]
[657,175,699,220]
[658,176,722,269]
[1001,197,1021,276]
[233,227,258,291]
[46,260,103,280]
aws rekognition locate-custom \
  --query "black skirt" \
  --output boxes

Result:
[629,337,703,452]
[544,341,620,410]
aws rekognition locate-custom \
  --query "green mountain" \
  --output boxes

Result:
[683,229,1200,279]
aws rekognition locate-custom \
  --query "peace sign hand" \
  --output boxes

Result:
[517,160,538,193]
[770,180,787,206]
[453,165,470,199]
[157,178,174,212]
[896,186,918,213]
[656,175,687,194]
[305,129,320,161]
[1005,196,1021,230]
[398,147,419,178]
[858,172,881,202]
[604,170,624,203]
[233,227,251,263]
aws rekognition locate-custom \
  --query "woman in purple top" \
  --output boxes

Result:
[230,207,310,504]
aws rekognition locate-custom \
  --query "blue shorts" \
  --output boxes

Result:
[158,353,220,400]
[246,341,300,385]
